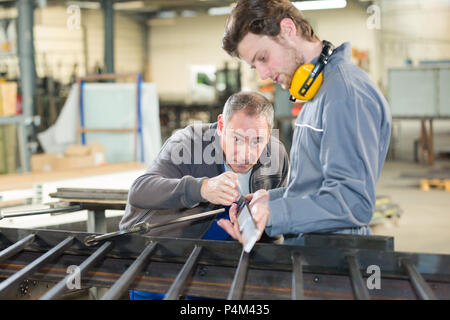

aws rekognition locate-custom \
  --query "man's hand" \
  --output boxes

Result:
[200,172,240,206]
[218,189,270,243]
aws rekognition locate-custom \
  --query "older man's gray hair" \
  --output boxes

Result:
[222,92,274,129]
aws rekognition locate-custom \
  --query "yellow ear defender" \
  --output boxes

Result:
[289,40,335,102]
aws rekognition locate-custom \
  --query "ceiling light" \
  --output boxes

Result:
[208,6,233,16]
[157,11,177,19]
[293,0,347,11]
[66,1,100,9]
[114,1,145,10]
[181,10,197,18]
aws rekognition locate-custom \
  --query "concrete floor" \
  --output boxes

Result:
[372,160,450,255]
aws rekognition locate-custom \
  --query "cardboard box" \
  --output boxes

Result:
[87,142,106,166]
[30,143,106,172]
[30,153,62,172]
[55,154,95,170]
[0,82,17,116]
[64,144,91,157]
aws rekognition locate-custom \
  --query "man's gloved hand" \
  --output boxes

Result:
[200,171,240,206]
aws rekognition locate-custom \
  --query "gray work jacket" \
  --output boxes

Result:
[120,122,289,241]
[267,42,392,240]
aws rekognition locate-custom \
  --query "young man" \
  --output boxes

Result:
[218,0,392,244]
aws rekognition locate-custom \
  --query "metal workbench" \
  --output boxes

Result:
[0,188,448,300]
[0,226,448,300]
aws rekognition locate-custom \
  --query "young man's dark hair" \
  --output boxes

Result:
[222,0,319,57]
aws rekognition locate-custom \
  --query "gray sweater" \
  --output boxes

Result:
[120,122,289,240]
[267,42,392,239]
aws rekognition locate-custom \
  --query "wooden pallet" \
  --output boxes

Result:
[420,178,450,192]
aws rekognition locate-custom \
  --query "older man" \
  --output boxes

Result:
[120,91,289,299]
[120,91,289,240]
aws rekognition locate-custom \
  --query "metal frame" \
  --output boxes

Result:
[227,250,250,300]
[291,252,304,300]
[0,226,449,300]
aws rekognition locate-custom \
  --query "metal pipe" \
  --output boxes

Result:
[227,249,250,300]
[164,245,203,300]
[16,0,36,172]
[0,205,83,220]
[291,252,305,300]
[346,255,370,300]
[0,236,75,298]
[0,234,35,263]
[402,258,437,300]
[40,241,114,300]
[102,242,158,300]
[17,0,36,120]
[102,0,114,73]
[148,208,225,229]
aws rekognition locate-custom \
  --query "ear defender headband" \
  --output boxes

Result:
[289,40,335,102]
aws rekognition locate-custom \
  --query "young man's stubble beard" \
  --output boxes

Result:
[275,36,306,90]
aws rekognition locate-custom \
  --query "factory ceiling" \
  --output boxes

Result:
[0,0,373,20]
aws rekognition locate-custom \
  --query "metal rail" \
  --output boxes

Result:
[227,249,250,300]
[40,241,114,300]
[0,234,35,263]
[164,245,203,300]
[102,242,158,300]
[402,258,438,300]
[346,255,371,300]
[291,252,304,300]
[0,236,75,298]
[0,205,83,219]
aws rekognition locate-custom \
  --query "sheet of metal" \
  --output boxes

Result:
[49,188,129,201]
[402,258,437,300]
[102,242,158,300]
[236,197,261,253]
[40,241,114,300]
[0,236,74,298]
[291,252,305,300]
[227,249,250,300]
[164,245,203,300]
[0,234,35,263]
[346,255,371,300]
